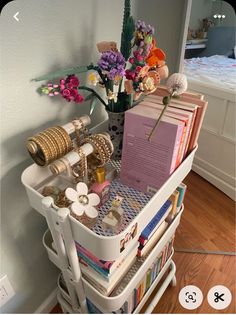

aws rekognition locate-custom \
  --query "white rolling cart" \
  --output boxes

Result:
[21,120,198,314]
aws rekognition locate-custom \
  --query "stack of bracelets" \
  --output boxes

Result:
[84,134,113,166]
[71,133,114,182]
[27,126,73,167]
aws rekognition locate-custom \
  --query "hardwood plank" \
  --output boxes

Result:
[141,252,236,314]
[175,171,235,252]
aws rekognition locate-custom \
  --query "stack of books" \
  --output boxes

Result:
[75,242,138,296]
[75,184,187,298]
[110,237,175,313]
[121,87,207,193]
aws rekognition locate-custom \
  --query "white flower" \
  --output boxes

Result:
[65,182,100,219]
[166,73,188,95]
[87,72,100,86]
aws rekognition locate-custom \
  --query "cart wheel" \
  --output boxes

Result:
[171,275,177,287]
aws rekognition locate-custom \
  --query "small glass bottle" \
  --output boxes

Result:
[90,167,110,207]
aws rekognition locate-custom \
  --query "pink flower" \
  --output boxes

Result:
[67,83,73,89]
[62,89,70,97]
[135,66,142,73]
[70,76,79,87]
[129,57,135,64]
[133,50,139,58]
[75,94,84,103]
[136,54,143,62]
[70,89,78,97]
[125,70,136,81]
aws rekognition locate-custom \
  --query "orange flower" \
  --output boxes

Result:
[146,39,166,68]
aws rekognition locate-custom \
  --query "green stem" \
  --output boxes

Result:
[78,86,107,107]
[148,94,173,142]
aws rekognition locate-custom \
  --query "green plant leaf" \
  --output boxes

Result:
[120,0,135,61]
[89,97,97,115]
[84,93,94,102]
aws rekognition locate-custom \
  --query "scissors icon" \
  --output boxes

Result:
[214,292,225,302]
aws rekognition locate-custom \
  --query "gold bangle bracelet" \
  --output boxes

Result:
[48,128,67,154]
[44,129,64,157]
[38,132,58,160]
[55,126,72,150]
[27,136,51,166]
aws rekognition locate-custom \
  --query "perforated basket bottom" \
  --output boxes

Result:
[91,161,151,237]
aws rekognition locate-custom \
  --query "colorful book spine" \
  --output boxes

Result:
[141,200,172,240]
[176,183,187,210]
[78,252,109,278]
[76,242,113,271]
[146,268,152,291]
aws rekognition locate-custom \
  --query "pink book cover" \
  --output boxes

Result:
[178,96,208,152]
[153,88,208,151]
[147,94,206,154]
[145,95,196,157]
[140,100,193,163]
[121,105,184,193]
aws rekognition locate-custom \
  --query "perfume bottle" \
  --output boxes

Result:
[90,167,110,206]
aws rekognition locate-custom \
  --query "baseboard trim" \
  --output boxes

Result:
[192,163,236,201]
[34,288,57,314]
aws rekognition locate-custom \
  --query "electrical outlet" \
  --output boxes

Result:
[0,275,15,307]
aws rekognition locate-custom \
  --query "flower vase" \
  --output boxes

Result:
[107,110,125,160]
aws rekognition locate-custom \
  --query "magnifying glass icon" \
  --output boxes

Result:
[188,294,194,301]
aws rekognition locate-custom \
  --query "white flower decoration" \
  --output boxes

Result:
[65,182,100,219]
[166,73,188,95]
[87,72,100,86]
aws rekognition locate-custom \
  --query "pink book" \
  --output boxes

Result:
[141,99,194,162]
[153,88,208,152]
[178,96,208,152]
[121,105,185,193]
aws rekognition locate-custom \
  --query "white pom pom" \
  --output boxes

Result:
[166,73,188,95]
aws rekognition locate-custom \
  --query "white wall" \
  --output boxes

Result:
[189,0,213,30]
[0,0,125,312]
[0,0,185,312]
[135,0,187,74]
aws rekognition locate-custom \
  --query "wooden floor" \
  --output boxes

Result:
[142,252,236,313]
[175,171,235,252]
[51,171,236,314]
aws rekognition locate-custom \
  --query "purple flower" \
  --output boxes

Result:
[136,20,146,31]
[98,50,125,81]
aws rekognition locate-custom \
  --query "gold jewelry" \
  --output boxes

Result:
[27,126,73,167]
[53,126,72,151]
[72,147,88,181]
[84,134,112,166]
[44,129,64,157]
[38,132,58,160]
[71,120,81,146]
[27,136,51,166]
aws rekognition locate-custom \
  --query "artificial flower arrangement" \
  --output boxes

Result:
[33,0,187,158]
[34,0,168,114]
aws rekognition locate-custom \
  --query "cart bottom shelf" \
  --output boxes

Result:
[57,259,176,314]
